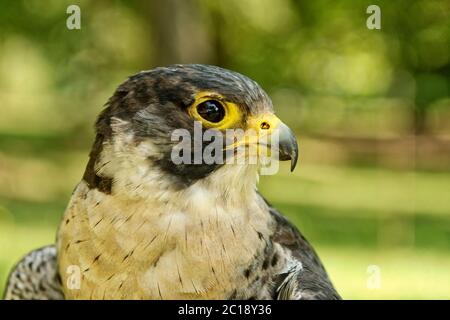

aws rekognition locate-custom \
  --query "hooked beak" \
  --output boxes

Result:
[247,114,299,172]
[277,122,299,171]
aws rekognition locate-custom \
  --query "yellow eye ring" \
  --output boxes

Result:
[188,92,241,129]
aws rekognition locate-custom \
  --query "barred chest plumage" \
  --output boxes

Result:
[57,177,288,300]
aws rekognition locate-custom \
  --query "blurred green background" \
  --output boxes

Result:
[0,0,449,299]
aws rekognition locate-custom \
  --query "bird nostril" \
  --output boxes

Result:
[260,122,270,130]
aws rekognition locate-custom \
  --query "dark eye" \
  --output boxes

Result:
[196,100,225,123]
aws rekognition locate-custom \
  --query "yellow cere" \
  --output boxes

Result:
[247,113,282,135]
[224,113,283,154]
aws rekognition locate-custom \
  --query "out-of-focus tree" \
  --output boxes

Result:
[396,1,450,134]
[142,0,219,65]
[0,0,449,139]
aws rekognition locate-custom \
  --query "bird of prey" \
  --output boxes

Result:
[3,64,340,300]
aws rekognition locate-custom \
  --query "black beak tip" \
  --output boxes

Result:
[290,156,297,172]
[276,122,299,172]
[279,141,299,172]
[290,144,299,172]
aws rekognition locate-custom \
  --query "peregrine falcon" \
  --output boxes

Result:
[3,64,340,300]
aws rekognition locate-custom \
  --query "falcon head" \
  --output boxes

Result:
[83,64,298,200]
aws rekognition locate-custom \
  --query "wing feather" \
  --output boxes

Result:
[261,195,341,300]
[3,245,64,300]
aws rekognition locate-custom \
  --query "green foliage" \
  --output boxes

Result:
[0,0,449,299]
